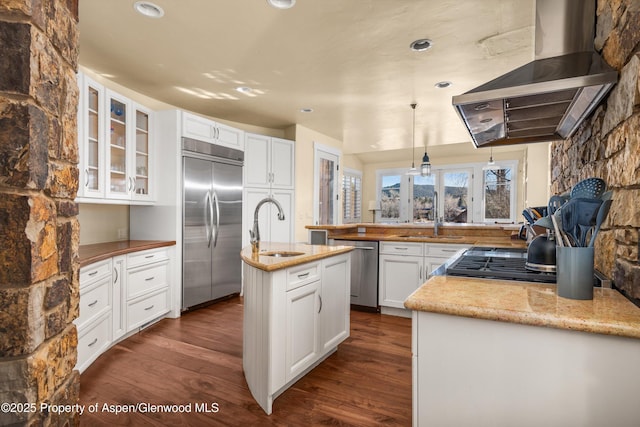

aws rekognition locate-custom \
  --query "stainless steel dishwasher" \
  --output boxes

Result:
[329,239,379,311]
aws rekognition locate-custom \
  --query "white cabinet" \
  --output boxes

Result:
[182,111,244,151]
[76,71,155,204]
[243,252,351,414]
[243,133,295,247]
[75,259,113,373]
[379,241,469,310]
[244,133,294,189]
[77,73,106,199]
[112,255,126,341]
[75,246,173,373]
[125,247,170,330]
[285,280,321,381]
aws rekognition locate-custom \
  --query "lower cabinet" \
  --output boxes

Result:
[243,252,351,414]
[379,241,469,310]
[75,246,172,373]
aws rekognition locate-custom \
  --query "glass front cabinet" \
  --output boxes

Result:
[77,72,154,204]
[77,74,106,199]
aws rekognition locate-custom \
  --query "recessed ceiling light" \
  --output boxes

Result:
[235,86,253,94]
[410,38,433,52]
[300,108,313,113]
[134,1,164,18]
[267,0,296,9]
[434,81,452,89]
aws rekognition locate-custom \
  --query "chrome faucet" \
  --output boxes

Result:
[249,196,285,254]
[433,191,441,236]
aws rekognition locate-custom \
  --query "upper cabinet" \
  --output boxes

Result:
[77,72,154,204]
[77,73,106,199]
[244,133,294,189]
[182,111,244,151]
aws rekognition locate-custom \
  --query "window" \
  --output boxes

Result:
[483,166,514,222]
[342,169,362,223]
[378,171,406,222]
[377,161,516,223]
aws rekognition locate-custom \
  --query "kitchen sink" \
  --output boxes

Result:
[261,251,306,257]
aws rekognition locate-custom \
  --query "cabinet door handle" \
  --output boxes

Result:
[88,300,98,307]
[145,276,155,281]
[113,267,118,284]
[144,305,155,311]
[297,272,310,279]
[84,169,89,187]
[318,295,322,313]
[145,255,155,259]
[88,270,98,277]
[87,338,98,347]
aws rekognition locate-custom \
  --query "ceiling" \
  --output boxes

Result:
[78,0,535,157]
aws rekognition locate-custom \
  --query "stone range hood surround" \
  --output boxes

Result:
[452,0,618,148]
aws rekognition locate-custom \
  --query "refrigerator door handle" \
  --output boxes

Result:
[212,190,220,248]
[205,191,213,248]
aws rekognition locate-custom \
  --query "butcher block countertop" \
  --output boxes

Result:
[307,222,526,249]
[405,275,640,340]
[79,240,176,267]
[241,242,354,272]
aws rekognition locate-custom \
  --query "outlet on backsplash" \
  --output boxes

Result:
[117,228,128,240]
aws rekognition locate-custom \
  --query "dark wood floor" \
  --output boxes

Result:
[79,297,412,426]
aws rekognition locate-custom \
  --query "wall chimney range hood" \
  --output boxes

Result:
[452,0,618,148]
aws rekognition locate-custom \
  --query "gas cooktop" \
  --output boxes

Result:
[446,246,557,284]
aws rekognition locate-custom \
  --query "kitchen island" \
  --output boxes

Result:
[405,275,640,427]
[240,242,353,414]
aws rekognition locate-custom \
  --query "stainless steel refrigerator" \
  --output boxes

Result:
[182,137,243,310]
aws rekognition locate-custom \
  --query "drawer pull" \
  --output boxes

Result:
[87,300,98,307]
[144,305,155,311]
[145,276,155,281]
[394,247,409,250]
[441,249,459,253]
[297,272,310,279]
[87,338,98,347]
[145,255,155,259]
[88,271,98,277]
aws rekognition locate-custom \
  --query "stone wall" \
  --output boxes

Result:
[550,0,640,303]
[0,0,80,425]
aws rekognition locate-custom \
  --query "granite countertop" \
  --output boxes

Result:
[79,240,176,267]
[405,275,640,339]
[240,242,354,272]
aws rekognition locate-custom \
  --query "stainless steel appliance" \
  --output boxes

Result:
[182,137,243,309]
[445,246,609,287]
[330,239,379,310]
[452,0,617,148]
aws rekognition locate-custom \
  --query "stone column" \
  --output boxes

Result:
[0,1,80,425]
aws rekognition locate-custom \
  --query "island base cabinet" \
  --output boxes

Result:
[412,310,640,427]
[243,252,351,415]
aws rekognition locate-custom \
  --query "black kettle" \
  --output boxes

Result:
[525,234,556,272]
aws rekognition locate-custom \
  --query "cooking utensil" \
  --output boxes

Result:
[588,199,612,248]
[553,208,572,246]
[522,209,536,225]
[550,213,564,247]
[533,215,552,229]
[570,177,606,199]
[561,198,602,247]
[548,195,566,216]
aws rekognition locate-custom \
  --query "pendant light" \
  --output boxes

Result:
[482,147,500,170]
[420,141,431,177]
[406,103,420,176]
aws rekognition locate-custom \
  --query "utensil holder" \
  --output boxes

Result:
[556,246,594,300]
